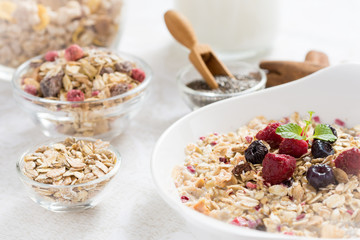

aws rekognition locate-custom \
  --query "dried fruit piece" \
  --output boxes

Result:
[110,83,128,97]
[306,164,336,190]
[334,148,360,175]
[64,44,84,61]
[40,71,64,97]
[262,153,296,185]
[67,89,85,101]
[99,67,114,76]
[256,122,283,148]
[131,68,146,82]
[244,140,268,164]
[279,138,308,158]
[24,85,38,96]
[232,162,251,178]
[115,61,132,74]
[44,51,58,62]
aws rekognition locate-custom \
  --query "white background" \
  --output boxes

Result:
[1,0,360,239]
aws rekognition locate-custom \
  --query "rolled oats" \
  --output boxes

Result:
[173,113,360,238]
[21,137,117,204]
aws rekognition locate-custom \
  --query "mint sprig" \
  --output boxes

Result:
[275,111,337,142]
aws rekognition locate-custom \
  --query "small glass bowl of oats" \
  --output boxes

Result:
[12,46,152,140]
[16,137,121,212]
[177,61,266,110]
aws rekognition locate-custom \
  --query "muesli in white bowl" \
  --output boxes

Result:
[173,111,360,238]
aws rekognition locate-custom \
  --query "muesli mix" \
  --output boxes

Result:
[173,112,360,238]
[19,45,146,137]
[0,0,123,68]
[22,137,118,204]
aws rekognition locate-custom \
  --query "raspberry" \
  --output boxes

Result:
[66,89,85,101]
[64,44,84,61]
[244,140,268,164]
[306,164,336,190]
[255,122,283,148]
[334,148,360,175]
[24,84,38,96]
[262,153,296,185]
[44,50,58,61]
[279,138,308,158]
[131,68,146,82]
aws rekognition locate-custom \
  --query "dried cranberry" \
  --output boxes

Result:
[296,213,305,220]
[187,165,196,174]
[131,68,146,82]
[246,182,257,189]
[64,44,84,61]
[180,196,189,203]
[110,83,128,97]
[66,89,85,101]
[44,51,58,62]
[115,61,132,74]
[219,157,230,164]
[24,85,38,96]
[210,141,217,146]
[91,90,100,96]
[245,136,253,143]
[40,71,64,97]
[335,118,345,126]
[313,116,321,123]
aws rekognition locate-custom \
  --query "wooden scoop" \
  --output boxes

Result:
[164,10,234,89]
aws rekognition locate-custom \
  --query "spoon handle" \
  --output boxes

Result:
[164,10,198,49]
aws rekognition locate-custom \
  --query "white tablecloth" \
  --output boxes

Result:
[1,0,360,239]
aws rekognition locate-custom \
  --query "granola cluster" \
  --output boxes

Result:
[173,113,360,238]
[0,0,123,68]
[22,137,118,204]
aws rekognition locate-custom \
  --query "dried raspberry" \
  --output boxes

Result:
[335,118,345,127]
[296,213,306,221]
[279,138,308,158]
[40,71,64,97]
[180,196,189,203]
[246,182,257,189]
[334,148,360,175]
[24,85,38,96]
[44,51,58,62]
[64,44,84,61]
[255,122,283,148]
[210,141,217,146]
[245,136,253,143]
[262,153,296,185]
[66,89,85,101]
[91,90,100,96]
[131,68,146,82]
[186,165,196,174]
[115,61,132,74]
[313,116,321,123]
[110,83,128,97]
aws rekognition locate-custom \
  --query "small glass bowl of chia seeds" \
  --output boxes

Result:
[177,61,267,110]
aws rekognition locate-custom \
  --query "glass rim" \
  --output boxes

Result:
[16,137,122,189]
[176,61,267,98]
[11,49,152,105]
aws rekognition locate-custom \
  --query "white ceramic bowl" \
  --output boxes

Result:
[151,63,360,240]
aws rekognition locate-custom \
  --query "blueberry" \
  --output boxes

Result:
[311,139,335,158]
[245,140,268,164]
[306,164,336,190]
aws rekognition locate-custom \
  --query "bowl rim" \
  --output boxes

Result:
[11,49,153,105]
[16,137,121,189]
[176,61,267,98]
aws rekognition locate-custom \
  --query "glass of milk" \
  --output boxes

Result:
[174,0,279,59]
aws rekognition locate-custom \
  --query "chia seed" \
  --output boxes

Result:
[187,72,261,94]
[184,72,262,109]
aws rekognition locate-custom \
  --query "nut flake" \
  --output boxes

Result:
[173,113,360,238]
[21,138,117,204]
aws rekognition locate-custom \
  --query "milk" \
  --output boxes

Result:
[175,0,279,59]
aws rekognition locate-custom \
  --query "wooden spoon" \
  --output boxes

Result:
[164,10,234,89]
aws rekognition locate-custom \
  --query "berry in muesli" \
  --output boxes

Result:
[173,112,360,238]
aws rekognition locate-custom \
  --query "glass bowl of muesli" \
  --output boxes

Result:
[177,61,266,110]
[152,63,360,239]
[16,137,121,212]
[11,45,152,139]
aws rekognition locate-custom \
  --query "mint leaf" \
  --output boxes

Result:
[313,124,337,142]
[276,123,304,140]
